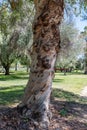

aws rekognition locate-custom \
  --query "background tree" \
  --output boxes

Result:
[84,37,87,74]
[55,21,84,74]
[75,57,84,71]
[81,26,87,74]
[0,0,34,75]
[19,53,31,72]
[0,7,19,75]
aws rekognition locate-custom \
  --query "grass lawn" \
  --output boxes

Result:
[53,72,87,94]
[0,71,28,105]
[0,71,87,105]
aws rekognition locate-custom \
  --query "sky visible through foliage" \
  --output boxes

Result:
[75,16,87,32]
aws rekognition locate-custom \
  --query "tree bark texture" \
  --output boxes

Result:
[18,0,64,128]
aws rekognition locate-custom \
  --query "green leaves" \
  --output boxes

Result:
[10,10,20,26]
[0,7,10,35]
[8,0,23,11]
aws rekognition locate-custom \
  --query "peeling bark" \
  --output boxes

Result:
[18,0,64,129]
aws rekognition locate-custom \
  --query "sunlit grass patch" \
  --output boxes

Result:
[53,72,87,94]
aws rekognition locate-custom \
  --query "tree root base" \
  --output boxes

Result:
[17,105,51,130]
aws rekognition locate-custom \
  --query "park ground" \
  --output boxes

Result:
[0,71,87,130]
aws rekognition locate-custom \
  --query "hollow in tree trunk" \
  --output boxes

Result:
[18,0,64,129]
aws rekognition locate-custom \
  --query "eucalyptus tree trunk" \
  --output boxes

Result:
[18,0,64,128]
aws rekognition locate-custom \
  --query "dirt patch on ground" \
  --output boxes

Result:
[0,98,87,130]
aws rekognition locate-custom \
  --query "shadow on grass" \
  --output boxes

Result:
[51,88,87,129]
[0,85,25,105]
[52,88,87,103]
[53,78,63,83]
[0,74,29,81]
[0,85,25,91]
[52,88,87,118]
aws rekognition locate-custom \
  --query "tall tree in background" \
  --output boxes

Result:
[81,27,87,74]
[84,27,87,74]
[0,7,19,75]
[0,0,33,75]
[84,37,87,74]
[18,0,64,128]
[56,21,84,74]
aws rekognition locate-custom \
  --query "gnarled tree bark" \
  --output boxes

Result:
[18,0,64,129]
